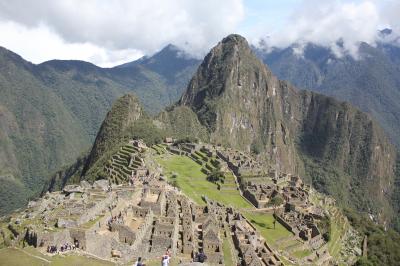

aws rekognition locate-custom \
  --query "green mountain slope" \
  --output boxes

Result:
[0,48,90,213]
[256,41,400,148]
[0,45,199,215]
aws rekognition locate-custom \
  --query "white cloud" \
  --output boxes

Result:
[0,0,244,66]
[0,21,143,67]
[1,0,399,65]
[254,0,400,58]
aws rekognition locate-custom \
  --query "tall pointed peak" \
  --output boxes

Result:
[180,34,273,110]
[221,34,249,46]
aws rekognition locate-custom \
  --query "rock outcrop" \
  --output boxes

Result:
[179,34,397,222]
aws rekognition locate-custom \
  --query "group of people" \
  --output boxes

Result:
[46,242,77,254]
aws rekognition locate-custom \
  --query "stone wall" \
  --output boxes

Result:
[77,193,114,226]
[111,224,136,245]
[85,232,113,259]
[36,230,72,247]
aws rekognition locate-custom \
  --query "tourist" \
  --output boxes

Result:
[161,250,170,266]
[197,250,207,263]
[134,256,146,266]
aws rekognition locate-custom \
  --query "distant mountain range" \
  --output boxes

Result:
[255,38,400,147]
[1,32,400,220]
[0,44,199,214]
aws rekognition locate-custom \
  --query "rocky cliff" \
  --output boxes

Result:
[179,34,397,222]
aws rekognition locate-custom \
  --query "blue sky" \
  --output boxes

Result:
[238,0,302,34]
[0,0,398,66]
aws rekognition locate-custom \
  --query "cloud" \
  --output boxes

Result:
[0,0,244,66]
[0,21,143,67]
[254,0,400,58]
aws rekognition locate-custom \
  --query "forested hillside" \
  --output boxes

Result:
[0,45,199,214]
[256,40,400,147]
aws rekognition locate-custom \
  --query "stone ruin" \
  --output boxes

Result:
[227,211,282,266]
[3,140,360,265]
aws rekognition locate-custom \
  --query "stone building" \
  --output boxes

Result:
[202,215,223,264]
[230,213,282,266]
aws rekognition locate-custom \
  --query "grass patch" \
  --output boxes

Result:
[0,247,114,266]
[51,254,114,266]
[292,249,312,259]
[143,257,180,266]
[0,247,48,266]
[243,211,293,247]
[222,236,234,265]
[156,154,252,209]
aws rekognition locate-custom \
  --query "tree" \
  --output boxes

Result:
[269,195,284,208]
[269,196,284,230]
[207,165,224,184]
[250,140,263,155]
[207,169,224,183]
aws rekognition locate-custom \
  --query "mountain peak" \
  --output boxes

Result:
[0,46,33,69]
[82,93,145,175]
[180,34,273,111]
[221,34,248,45]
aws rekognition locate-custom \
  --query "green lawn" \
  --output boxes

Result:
[222,236,235,265]
[243,211,293,247]
[0,248,47,266]
[0,247,114,266]
[156,154,252,209]
[51,254,114,266]
[292,249,312,259]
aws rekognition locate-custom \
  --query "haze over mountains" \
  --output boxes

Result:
[1,31,400,226]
